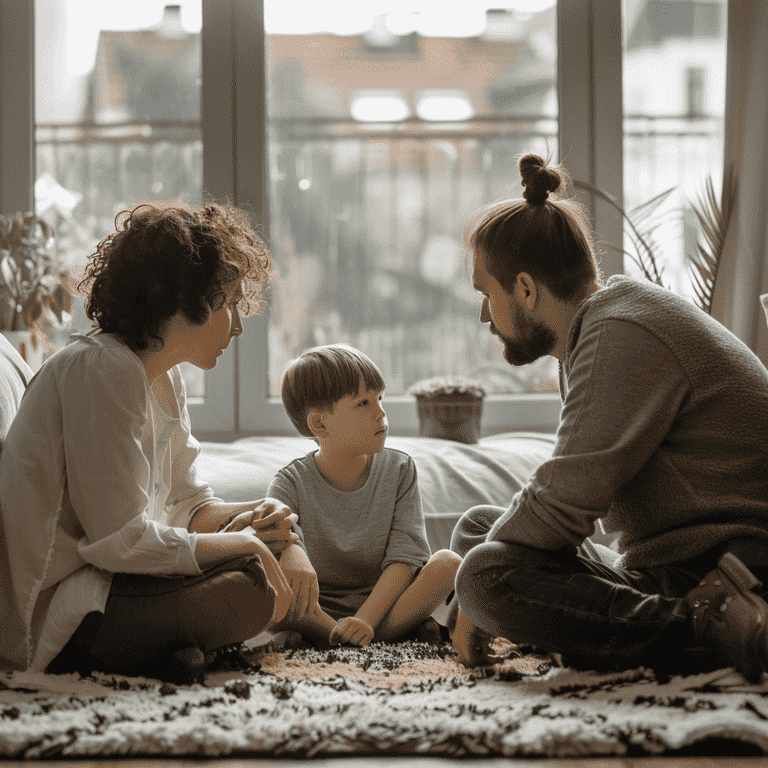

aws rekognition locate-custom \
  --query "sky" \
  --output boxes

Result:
[36,0,559,122]
[54,0,557,76]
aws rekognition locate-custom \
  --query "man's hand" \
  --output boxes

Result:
[217,499,299,555]
[452,607,495,668]
[279,544,319,621]
[329,617,374,647]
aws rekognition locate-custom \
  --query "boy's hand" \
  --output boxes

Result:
[279,544,319,620]
[329,617,374,647]
[218,500,299,555]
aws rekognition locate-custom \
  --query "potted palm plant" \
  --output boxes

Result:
[0,212,74,370]
[573,165,738,315]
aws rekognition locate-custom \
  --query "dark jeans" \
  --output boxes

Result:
[48,554,275,675]
[451,505,768,671]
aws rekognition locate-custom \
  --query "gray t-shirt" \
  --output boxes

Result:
[267,447,431,617]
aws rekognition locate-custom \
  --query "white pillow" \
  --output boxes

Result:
[0,335,33,457]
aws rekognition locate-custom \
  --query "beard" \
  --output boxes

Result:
[491,299,557,367]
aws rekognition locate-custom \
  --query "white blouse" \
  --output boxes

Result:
[0,331,221,671]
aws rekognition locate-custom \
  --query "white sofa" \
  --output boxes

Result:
[195,432,559,553]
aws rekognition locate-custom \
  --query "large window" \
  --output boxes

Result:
[10,0,731,438]
[243,0,617,436]
[264,1,559,399]
[24,0,573,437]
[33,0,237,431]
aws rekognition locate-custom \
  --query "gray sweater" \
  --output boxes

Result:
[267,447,431,616]
[488,275,768,568]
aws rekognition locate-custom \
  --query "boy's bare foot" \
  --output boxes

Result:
[452,607,496,668]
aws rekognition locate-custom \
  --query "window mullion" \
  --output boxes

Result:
[558,0,623,278]
[232,0,277,435]
[191,0,238,434]
[0,0,34,214]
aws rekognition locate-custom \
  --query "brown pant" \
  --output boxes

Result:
[48,555,275,674]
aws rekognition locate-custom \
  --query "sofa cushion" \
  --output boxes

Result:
[0,335,33,457]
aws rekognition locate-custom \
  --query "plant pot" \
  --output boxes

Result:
[2,330,44,372]
[415,395,484,444]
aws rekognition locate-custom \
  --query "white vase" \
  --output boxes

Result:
[2,330,45,373]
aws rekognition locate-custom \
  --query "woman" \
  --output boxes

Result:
[0,202,294,683]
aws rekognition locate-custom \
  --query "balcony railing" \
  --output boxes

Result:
[35,114,722,395]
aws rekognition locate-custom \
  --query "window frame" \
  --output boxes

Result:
[2,0,624,440]
[238,0,624,438]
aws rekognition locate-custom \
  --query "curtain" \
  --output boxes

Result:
[710,0,768,363]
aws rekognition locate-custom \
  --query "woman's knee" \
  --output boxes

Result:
[179,556,275,649]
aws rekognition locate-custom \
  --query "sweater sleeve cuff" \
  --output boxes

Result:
[487,500,580,552]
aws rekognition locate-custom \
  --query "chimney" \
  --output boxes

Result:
[483,9,519,41]
[156,4,186,39]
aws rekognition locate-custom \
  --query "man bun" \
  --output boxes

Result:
[519,153,565,205]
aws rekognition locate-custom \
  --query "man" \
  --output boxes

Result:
[450,154,768,682]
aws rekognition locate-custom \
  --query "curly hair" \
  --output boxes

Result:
[466,153,602,302]
[77,201,274,351]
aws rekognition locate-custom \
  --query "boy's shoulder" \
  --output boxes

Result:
[379,445,412,461]
[275,450,318,478]
[277,448,414,469]
[272,448,415,485]
[376,446,416,474]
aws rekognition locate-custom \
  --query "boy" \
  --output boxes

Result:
[268,344,461,647]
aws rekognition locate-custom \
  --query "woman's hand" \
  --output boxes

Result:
[279,544,320,620]
[329,616,374,647]
[217,499,299,555]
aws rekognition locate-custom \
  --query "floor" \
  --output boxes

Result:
[2,757,768,766]
[2,636,766,766]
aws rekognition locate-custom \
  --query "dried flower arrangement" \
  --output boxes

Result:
[0,212,74,352]
[408,376,486,401]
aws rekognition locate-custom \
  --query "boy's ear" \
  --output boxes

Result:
[307,409,328,439]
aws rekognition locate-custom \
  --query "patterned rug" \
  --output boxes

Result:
[3,638,768,759]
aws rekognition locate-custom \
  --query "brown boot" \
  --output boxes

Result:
[686,552,768,684]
